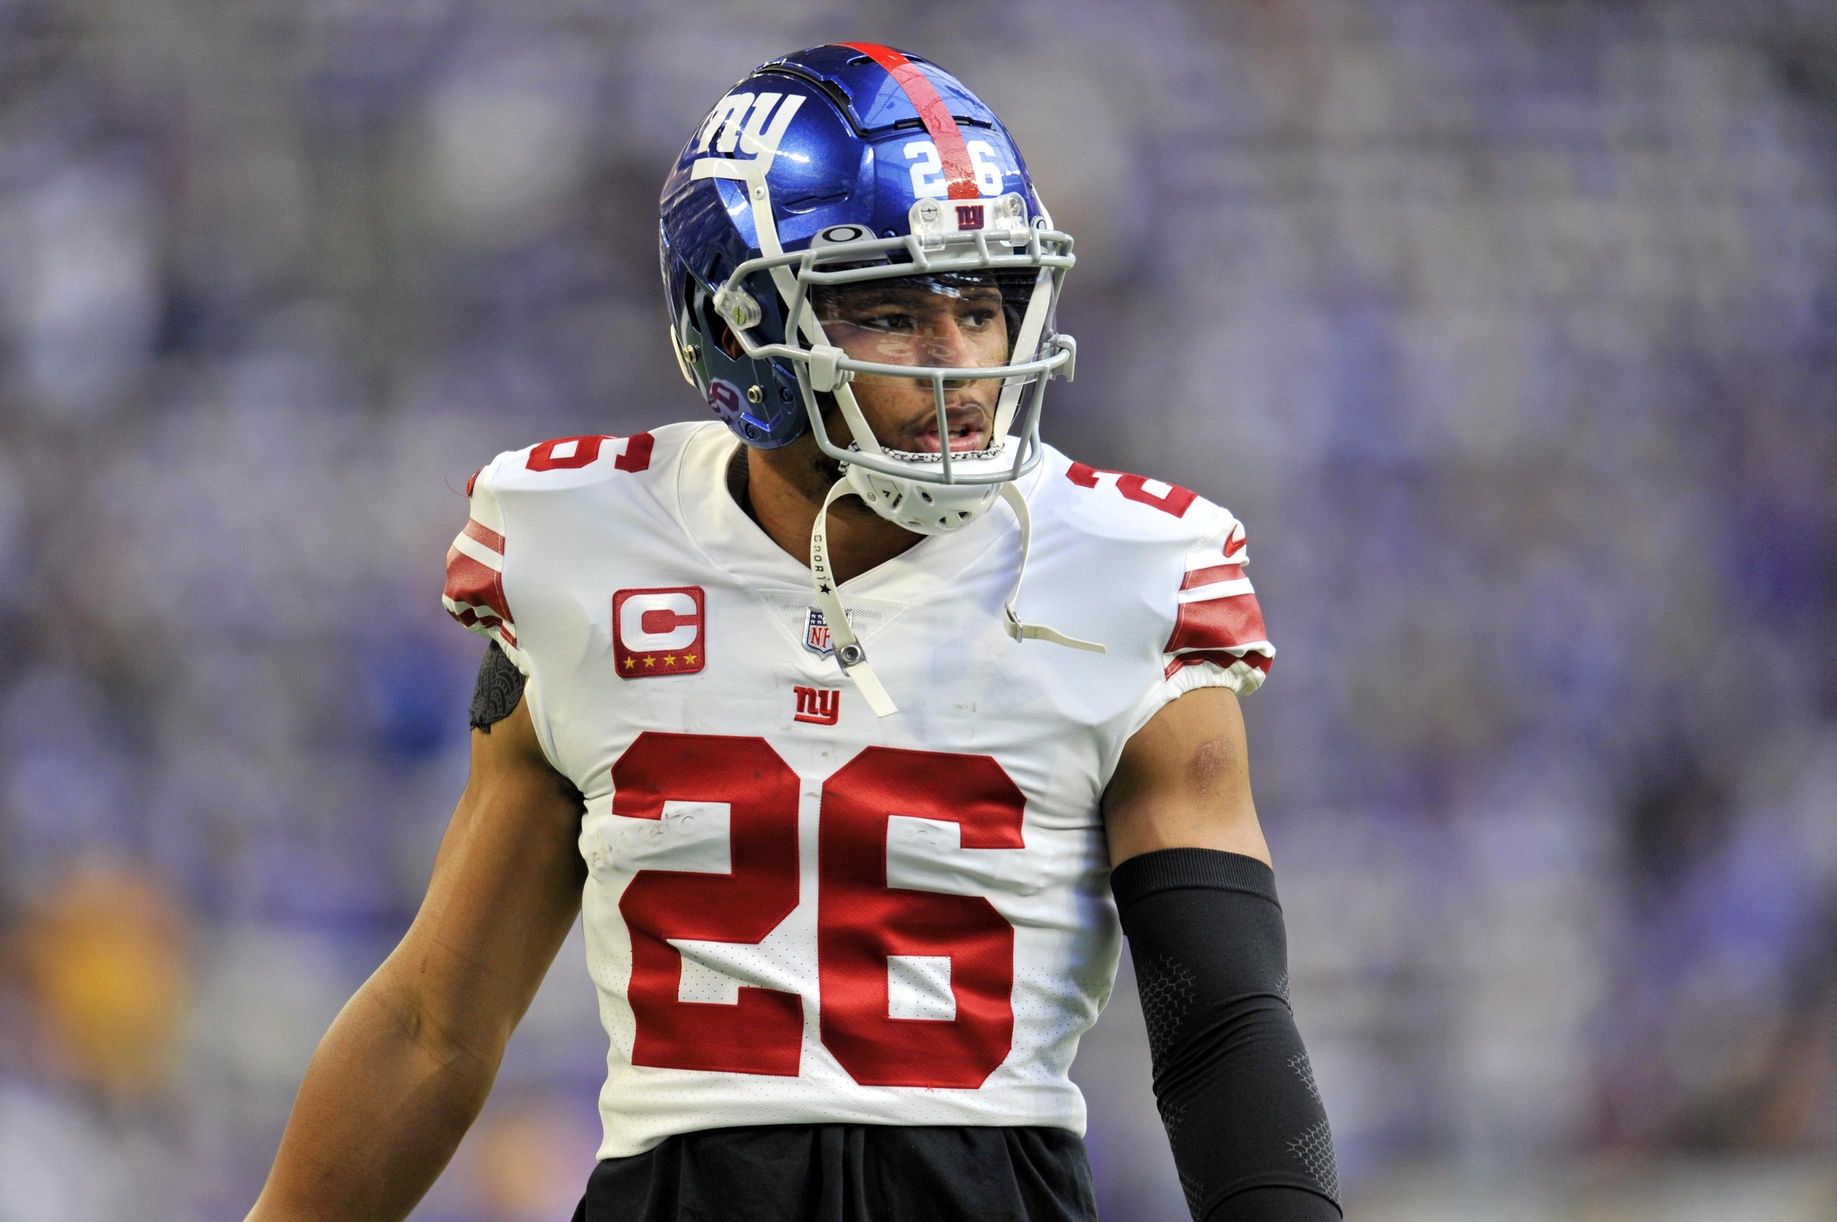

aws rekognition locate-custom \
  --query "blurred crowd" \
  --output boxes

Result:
[1,0,1834,1218]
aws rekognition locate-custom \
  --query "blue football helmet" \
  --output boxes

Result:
[658,43,1077,535]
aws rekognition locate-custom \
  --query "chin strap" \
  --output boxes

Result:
[810,478,899,717]
[999,483,1107,653]
[809,477,1107,721]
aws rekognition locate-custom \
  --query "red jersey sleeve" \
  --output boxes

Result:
[441,457,527,671]
[1159,510,1274,695]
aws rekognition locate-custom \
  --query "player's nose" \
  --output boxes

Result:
[922,319,998,393]
[921,315,982,368]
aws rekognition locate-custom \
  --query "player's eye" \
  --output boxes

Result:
[859,311,916,332]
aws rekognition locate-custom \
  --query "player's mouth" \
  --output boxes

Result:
[904,406,990,454]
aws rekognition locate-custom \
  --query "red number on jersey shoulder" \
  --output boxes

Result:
[526,432,655,473]
[1064,461,1196,518]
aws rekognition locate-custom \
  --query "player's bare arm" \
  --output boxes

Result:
[248,695,584,1222]
[1103,685,1271,868]
[1103,688,1343,1220]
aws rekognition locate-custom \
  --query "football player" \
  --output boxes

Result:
[251,44,1339,1222]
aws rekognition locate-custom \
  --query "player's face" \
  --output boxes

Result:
[813,274,1011,454]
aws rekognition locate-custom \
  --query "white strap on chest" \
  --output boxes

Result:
[809,479,899,717]
[808,477,1107,720]
[998,483,1107,654]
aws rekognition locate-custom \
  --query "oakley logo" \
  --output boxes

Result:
[793,685,840,726]
[692,91,806,161]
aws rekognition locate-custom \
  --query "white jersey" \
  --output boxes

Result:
[440,421,1274,1159]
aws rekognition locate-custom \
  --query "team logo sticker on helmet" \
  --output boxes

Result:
[691,91,805,164]
[613,587,706,677]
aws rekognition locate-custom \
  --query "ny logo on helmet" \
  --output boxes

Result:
[692,91,806,161]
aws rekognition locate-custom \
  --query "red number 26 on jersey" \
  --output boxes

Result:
[612,733,1025,1089]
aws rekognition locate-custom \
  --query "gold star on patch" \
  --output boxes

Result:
[663,654,677,666]
[622,657,635,670]
[642,656,656,668]
[682,653,697,666]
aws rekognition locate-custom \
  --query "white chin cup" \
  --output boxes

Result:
[843,461,1001,535]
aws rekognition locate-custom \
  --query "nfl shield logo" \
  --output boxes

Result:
[803,608,834,656]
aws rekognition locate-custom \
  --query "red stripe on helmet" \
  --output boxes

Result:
[837,42,980,200]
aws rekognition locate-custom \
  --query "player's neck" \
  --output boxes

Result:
[736,445,922,584]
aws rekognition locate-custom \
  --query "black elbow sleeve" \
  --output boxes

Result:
[467,641,525,732]
[1111,848,1342,1221]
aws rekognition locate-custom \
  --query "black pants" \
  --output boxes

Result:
[570,1124,1098,1221]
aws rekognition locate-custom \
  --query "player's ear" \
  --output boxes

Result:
[687,269,747,360]
[714,320,744,361]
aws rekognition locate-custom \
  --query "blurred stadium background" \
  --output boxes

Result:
[2,0,1835,1217]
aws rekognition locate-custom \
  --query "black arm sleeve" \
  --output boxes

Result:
[467,641,525,732]
[1111,848,1342,1221]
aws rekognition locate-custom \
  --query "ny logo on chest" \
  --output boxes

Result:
[793,685,840,726]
